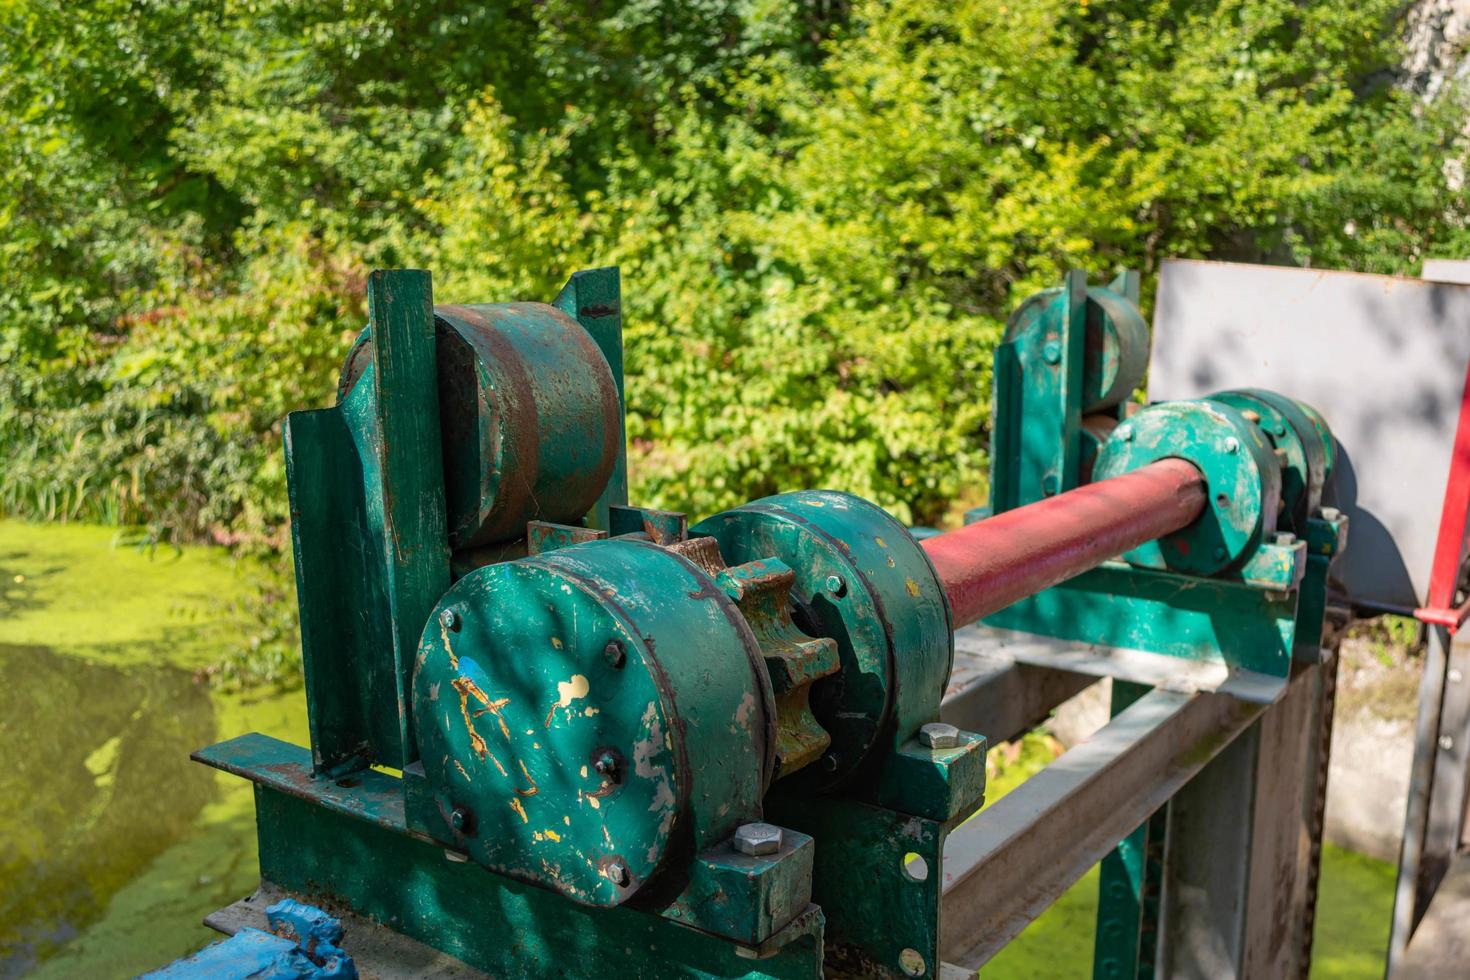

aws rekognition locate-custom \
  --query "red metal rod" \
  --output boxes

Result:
[924,458,1207,629]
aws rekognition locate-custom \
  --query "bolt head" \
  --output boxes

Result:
[605,859,631,886]
[825,574,848,598]
[449,806,474,834]
[1042,341,1062,365]
[1440,735,1456,752]
[1116,425,1133,443]
[733,822,784,856]
[1224,436,1240,454]
[918,722,961,749]
[439,607,460,632]
[594,751,620,779]
[603,639,626,669]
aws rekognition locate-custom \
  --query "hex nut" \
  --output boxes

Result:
[733,822,784,856]
[439,607,460,632]
[606,859,631,886]
[918,722,961,749]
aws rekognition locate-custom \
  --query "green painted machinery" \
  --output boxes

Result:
[194,265,1345,979]
[198,267,982,979]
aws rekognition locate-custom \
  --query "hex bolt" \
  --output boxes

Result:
[603,639,626,669]
[1451,669,1464,684]
[1224,436,1240,454]
[1213,545,1228,560]
[606,859,631,886]
[449,806,474,834]
[734,822,784,856]
[1042,341,1062,365]
[1441,735,1456,752]
[918,722,961,749]
[1274,532,1297,546]
[439,607,460,632]
[1116,425,1133,443]
[825,574,848,598]
[594,750,621,781]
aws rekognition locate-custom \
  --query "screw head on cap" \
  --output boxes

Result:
[918,722,961,749]
[733,822,784,856]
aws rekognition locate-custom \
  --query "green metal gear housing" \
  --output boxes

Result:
[1209,388,1334,534]
[1095,399,1282,576]
[410,537,774,906]
[691,490,953,789]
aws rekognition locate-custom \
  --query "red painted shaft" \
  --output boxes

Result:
[924,458,1207,629]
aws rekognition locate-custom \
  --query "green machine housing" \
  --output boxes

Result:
[194,265,1345,979]
[197,268,982,980]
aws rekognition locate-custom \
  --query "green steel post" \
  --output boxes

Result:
[554,267,628,531]
[1094,681,1167,980]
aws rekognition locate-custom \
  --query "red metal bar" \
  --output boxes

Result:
[1416,356,1470,632]
[924,458,1207,629]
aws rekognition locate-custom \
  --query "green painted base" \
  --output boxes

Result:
[254,787,824,979]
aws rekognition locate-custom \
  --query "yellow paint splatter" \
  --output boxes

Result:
[544,829,562,842]
[551,636,563,649]
[545,673,591,726]
[876,536,888,548]
[509,798,528,823]
[905,578,921,597]
[588,795,601,810]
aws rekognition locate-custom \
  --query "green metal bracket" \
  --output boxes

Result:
[284,270,450,774]
[989,270,1148,514]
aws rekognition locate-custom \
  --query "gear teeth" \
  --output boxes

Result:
[716,559,839,778]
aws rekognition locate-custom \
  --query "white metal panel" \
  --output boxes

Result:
[1150,259,1470,608]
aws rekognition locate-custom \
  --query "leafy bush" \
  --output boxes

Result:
[3,0,1469,679]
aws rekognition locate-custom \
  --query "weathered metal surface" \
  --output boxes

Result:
[715,558,840,778]
[552,267,629,533]
[609,503,688,545]
[1209,388,1332,535]
[693,491,952,791]
[283,270,449,773]
[1390,626,1470,972]
[1093,681,1167,980]
[1157,661,1325,979]
[205,884,491,980]
[409,538,770,906]
[524,520,606,556]
[765,791,947,979]
[1094,400,1279,577]
[938,687,1266,970]
[940,643,1097,746]
[990,271,1148,512]
[985,564,1298,692]
[661,830,817,944]
[922,458,1206,629]
[254,785,826,979]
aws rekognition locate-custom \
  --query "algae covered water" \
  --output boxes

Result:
[0,521,306,978]
[0,520,1394,978]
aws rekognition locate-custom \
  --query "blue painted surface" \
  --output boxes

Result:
[139,902,356,980]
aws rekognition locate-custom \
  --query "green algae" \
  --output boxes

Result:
[0,520,307,978]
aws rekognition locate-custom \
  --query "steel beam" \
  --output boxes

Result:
[940,644,1097,747]
[938,686,1264,969]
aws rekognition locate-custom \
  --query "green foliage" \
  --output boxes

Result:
[3,0,1469,676]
